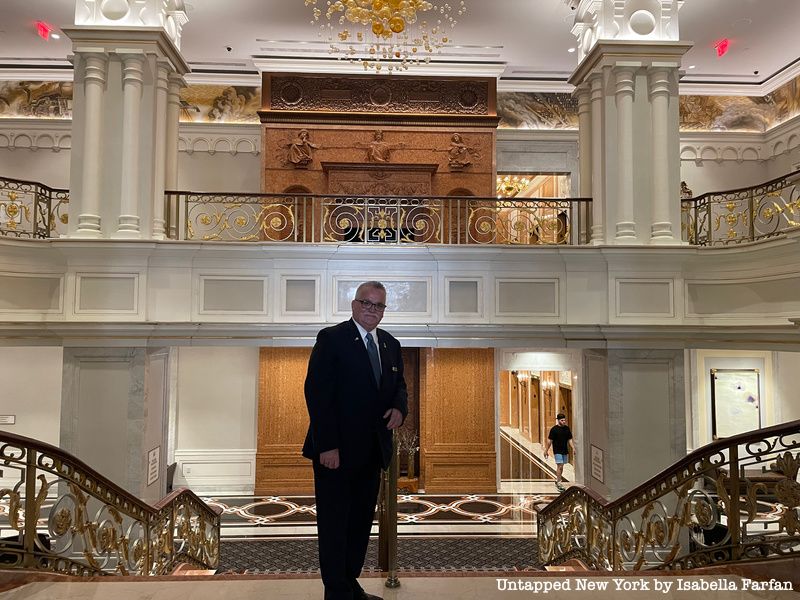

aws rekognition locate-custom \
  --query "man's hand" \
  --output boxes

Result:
[319,448,340,469]
[384,408,403,430]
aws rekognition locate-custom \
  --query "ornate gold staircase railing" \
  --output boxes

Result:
[538,420,800,570]
[0,431,220,576]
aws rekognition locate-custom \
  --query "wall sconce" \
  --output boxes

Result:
[511,370,530,383]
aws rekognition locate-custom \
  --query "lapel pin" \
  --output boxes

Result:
[392,366,398,372]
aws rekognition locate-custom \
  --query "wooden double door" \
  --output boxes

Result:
[255,347,497,495]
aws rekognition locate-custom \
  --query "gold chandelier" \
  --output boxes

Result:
[305,0,466,72]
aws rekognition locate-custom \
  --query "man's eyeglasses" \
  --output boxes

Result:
[354,299,387,312]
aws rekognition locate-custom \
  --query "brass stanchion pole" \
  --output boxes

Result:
[385,433,400,588]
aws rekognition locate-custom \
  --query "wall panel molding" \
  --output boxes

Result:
[173,448,256,494]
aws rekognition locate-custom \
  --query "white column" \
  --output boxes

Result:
[648,67,675,243]
[576,84,592,198]
[74,53,107,238]
[165,73,182,239]
[115,51,146,238]
[614,66,636,242]
[151,60,170,240]
[589,73,605,245]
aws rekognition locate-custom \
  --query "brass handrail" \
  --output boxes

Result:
[538,419,800,570]
[681,168,800,246]
[0,430,220,576]
[377,432,400,588]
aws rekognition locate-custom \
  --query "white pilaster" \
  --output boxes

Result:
[151,60,170,240]
[576,84,592,198]
[165,72,183,239]
[614,66,637,243]
[73,52,107,238]
[115,51,146,238]
[575,84,593,245]
[589,73,604,245]
[64,15,189,239]
[569,0,690,246]
[648,67,677,243]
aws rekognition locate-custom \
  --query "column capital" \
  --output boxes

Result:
[119,51,146,86]
[571,0,685,63]
[648,67,672,98]
[613,67,636,97]
[81,52,109,85]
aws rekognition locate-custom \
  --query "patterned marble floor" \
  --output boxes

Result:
[203,491,561,539]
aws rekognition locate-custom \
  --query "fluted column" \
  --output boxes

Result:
[614,66,636,242]
[115,51,145,238]
[165,73,182,239]
[648,67,675,243]
[151,60,170,240]
[589,73,605,245]
[74,53,107,238]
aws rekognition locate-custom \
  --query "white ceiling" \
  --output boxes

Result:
[1,0,799,92]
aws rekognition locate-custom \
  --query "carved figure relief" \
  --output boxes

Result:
[358,130,405,163]
[447,133,480,170]
[285,129,320,168]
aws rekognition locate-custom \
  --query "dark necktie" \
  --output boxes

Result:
[365,333,381,385]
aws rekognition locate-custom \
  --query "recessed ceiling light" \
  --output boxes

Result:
[688,65,696,69]
[50,33,60,40]
[567,47,576,53]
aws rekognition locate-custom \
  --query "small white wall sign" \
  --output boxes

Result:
[147,447,160,486]
[590,445,604,484]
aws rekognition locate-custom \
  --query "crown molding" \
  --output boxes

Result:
[679,59,800,97]
[251,56,508,79]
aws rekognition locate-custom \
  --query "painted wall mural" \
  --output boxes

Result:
[680,75,800,133]
[0,81,73,119]
[2,76,800,133]
[497,92,578,130]
[178,85,260,123]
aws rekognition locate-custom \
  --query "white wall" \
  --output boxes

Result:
[0,148,71,188]
[774,351,800,423]
[0,346,62,444]
[174,346,259,493]
[177,152,261,193]
[680,159,769,197]
[766,145,800,180]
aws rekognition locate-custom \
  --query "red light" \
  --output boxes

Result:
[35,21,54,41]
[714,38,730,57]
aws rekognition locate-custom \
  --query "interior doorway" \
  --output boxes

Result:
[496,350,582,493]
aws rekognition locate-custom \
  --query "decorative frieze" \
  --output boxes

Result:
[263,74,494,117]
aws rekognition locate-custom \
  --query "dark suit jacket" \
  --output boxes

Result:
[303,319,408,470]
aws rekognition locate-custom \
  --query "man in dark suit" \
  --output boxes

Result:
[303,281,408,600]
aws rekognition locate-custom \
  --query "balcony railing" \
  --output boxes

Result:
[681,169,800,245]
[0,431,220,576]
[164,191,593,245]
[538,419,800,570]
[0,176,69,238]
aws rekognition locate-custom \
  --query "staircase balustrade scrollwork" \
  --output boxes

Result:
[538,420,800,571]
[0,431,220,576]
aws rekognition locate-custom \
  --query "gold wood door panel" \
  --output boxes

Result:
[420,348,496,493]
[256,347,314,494]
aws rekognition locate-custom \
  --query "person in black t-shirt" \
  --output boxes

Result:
[544,413,576,492]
